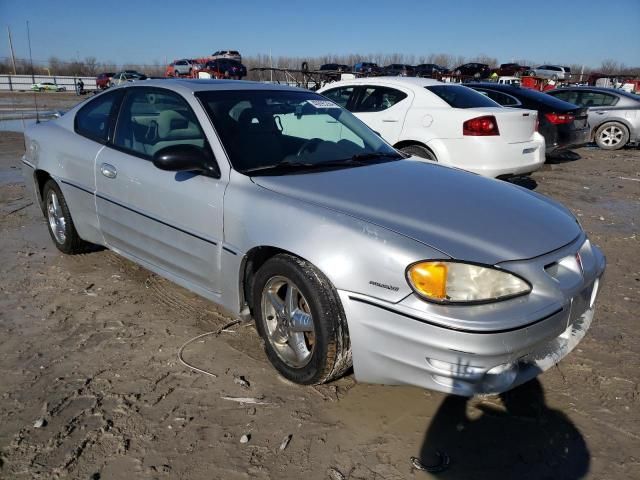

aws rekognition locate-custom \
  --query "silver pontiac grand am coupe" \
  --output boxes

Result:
[22,79,605,396]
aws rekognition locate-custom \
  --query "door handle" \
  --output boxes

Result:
[382,119,399,122]
[100,163,117,179]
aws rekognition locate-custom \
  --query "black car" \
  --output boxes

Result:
[414,64,449,77]
[353,62,382,75]
[204,59,247,79]
[319,63,351,81]
[383,64,415,77]
[454,63,491,78]
[467,83,590,153]
[319,63,351,72]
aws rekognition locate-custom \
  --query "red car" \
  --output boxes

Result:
[95,72,115,90]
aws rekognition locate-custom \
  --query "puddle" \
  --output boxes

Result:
[0,114,57,132]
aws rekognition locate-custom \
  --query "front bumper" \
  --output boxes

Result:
[339,238,605,396]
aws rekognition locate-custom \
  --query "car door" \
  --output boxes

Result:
[350,85,411,144]
[95,86,226,293]
[59,89,123,245]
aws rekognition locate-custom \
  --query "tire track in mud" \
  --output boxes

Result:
[142,274,237,327]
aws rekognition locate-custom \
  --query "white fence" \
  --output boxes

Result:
[0,75,98,92]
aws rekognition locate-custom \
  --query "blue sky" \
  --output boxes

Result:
[1,0,639,67]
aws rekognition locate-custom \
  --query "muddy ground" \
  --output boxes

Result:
[0,114,639,479]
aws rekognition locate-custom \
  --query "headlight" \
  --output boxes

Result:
[406,261,531,304]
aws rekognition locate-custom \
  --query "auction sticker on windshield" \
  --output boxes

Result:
[307,99,340,108]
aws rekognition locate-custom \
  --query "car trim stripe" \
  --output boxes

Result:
[60,179,218,246]
[222,246,237,255]
[348,295,563,334]
[60,179,94,195]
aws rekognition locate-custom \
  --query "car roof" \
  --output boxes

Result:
[320,76,443,89]
[110,78,310,94]
[467,82,582,109]
[550,86,640,101]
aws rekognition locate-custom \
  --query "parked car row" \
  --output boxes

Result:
[468,83,640,150]
[320,77,545,178]
[166,58,247,79]
[23,78,606,396]
[317,61,584,83]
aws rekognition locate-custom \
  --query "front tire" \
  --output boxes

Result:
[42,180,91,254]
[252,254,351,385]
[595,122,629,150]
[400,144,437,161]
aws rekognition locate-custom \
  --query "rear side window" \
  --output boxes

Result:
[322,86,355,108]
[354,86,408,112]
[477,89,520,106]
[549,90,579,105]
[75,90,121,143]
[426,85,499,108]
[577,91,618,107]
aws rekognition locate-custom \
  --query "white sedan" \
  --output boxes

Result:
[319,77,545,178]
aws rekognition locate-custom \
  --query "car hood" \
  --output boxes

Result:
[252,160,581,265]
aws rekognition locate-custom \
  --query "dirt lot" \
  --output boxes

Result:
[0,117,639,478]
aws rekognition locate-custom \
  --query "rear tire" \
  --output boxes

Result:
[595,122,629,150]
[42,180,91,254]
[400,144,437,161]
[252,253,351,385]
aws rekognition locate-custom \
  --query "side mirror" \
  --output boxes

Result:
[152,144,220,178]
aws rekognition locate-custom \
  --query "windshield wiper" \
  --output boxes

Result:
[244,152,403,176]
[349,152,404,161]
[243,160,317,175]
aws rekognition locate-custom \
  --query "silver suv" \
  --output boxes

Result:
[172,59,198,76]
[532,65,571,81]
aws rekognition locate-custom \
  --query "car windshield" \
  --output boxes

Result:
[196,89,402,175]
[426,85,500,108]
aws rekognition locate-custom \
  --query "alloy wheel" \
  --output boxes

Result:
[599,125,624,147]
[260,276,315,368]
[47,190,67,244]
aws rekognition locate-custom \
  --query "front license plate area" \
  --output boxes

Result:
[568,283,593,327]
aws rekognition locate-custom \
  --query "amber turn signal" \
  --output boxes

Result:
[407,262,448,300]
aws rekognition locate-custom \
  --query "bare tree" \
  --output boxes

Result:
[600,59,619,74]
[84,56,98,75]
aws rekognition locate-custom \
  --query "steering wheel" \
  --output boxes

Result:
[296,138,323,159]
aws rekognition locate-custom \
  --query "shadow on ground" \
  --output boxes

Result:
[415,379,590,480]
[547,149,582,164]
[507,175,538,190]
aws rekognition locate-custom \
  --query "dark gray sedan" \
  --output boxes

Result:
[547,87,640,150]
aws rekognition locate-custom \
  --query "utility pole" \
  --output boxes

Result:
[27,20,35,83]
[7,26,17,74]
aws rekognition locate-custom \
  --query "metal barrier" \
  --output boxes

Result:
[0,75,98,92]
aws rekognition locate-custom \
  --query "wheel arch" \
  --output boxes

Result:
[33,169,52,212]
[393,139,437,158]
[239,245,313,315]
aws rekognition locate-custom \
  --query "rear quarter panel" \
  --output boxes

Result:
[24,119,104,245]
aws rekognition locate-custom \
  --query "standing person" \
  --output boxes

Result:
[77,78,84,95]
